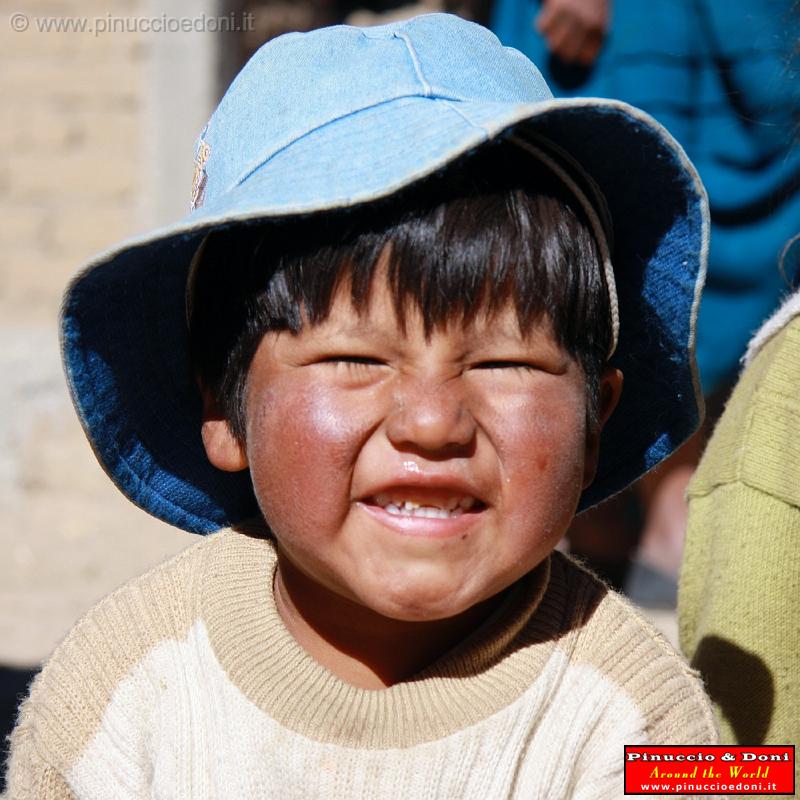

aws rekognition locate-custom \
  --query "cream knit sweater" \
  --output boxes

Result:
[6,528,716,799]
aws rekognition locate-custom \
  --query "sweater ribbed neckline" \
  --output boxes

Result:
[201,528,562,748]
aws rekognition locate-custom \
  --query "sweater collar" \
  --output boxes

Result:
[744,287,800,366]
[202,526,559,748]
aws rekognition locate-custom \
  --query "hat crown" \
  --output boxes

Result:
[193,13,552,210]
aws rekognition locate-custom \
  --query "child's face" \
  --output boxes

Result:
[205,272,620,623]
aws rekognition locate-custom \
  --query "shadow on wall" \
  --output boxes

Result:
[693,634,774,745]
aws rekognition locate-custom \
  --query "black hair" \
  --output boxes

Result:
[188,139,612,443]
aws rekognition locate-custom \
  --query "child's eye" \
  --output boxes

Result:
[473,360,537,371]
[320,356,384,368]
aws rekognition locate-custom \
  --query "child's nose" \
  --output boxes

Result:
[385,380,477,455]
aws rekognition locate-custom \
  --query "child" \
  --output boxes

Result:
[6,13,717,799]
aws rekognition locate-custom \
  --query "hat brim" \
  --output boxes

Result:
[62,95,707,534]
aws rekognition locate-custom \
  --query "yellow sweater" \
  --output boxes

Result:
[7,528,715,799]
[679,290,800,789]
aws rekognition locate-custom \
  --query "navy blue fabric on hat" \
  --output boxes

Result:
[61,13,708,534]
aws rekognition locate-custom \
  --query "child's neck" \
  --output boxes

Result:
[273,550,506,690]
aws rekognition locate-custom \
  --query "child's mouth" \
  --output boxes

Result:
[357,487,488,537]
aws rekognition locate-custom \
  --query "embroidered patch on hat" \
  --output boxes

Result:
[191,139,212,211]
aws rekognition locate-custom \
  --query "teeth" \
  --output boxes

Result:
[374,493,476,518]
[383,503,464,518]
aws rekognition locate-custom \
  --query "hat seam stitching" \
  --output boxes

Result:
[394,31,432,97]
[440,99,493,135]
[230,94,467,192]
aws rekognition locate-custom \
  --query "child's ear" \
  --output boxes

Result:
[200,390,249,472]
[582,367,623,489]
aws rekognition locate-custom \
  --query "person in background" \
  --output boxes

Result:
[679,246,800,789]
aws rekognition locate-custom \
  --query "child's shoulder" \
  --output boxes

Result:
[7,529,250,783]
[544,551,717,744]
[30,526,264,686]
[691,294,800,505]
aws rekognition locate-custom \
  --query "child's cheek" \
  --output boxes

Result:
[500,383,587,521]
[245,377,371,540]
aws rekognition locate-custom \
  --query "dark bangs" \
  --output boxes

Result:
[189,140,612,442]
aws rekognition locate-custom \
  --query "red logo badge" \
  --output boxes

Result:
[624,745,795,795]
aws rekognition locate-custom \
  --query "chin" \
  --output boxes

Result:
[359,582,485,623]
[380,604,467,623]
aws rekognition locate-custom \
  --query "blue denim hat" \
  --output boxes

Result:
[62,13,708,534]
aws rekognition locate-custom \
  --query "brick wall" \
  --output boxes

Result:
[1,1,148,322]
[0,1,208,669]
